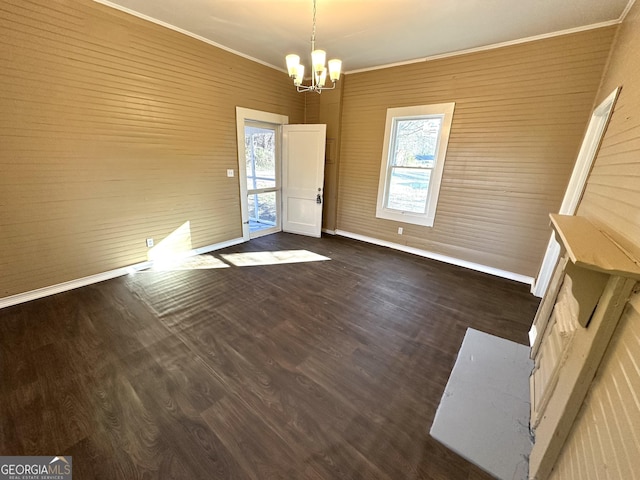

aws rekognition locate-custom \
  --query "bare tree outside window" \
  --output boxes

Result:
[387,117,443,213]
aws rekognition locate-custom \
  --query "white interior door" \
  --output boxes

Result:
[282,124,326,237]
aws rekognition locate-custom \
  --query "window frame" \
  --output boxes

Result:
[375,102,455,227]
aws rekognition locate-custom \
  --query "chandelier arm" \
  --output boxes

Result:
[319,82,336,92]
[296,82,336,94]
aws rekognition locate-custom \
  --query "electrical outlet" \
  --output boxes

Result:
[227,169,235,177]
[146,238,154,248]
[397,227,403,235]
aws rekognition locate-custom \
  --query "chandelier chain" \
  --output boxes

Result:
[311,0,317,50]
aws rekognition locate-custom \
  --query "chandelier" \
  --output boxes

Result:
[285,0,342,94]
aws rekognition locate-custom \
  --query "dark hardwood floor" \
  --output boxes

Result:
[0,233,539,479]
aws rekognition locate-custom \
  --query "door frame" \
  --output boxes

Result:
[235,107,288,241]
[531,87,620,298]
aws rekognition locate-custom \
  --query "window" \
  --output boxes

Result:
[376,103,455,227]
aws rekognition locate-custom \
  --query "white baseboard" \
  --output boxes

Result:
[322,228,336,235]
[2,231,533,309]
[334,230,534,286]
[191,237,245,256]
[0,237,246,310]
[530,234,560,298]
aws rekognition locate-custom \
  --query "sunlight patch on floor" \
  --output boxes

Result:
[151,254,230,271]
[221,250,330,267]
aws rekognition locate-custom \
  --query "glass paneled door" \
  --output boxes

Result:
[245,122,280,237]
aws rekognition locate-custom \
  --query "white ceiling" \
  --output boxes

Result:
[97,0,631,73]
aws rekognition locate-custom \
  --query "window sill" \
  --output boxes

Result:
[375,208,435,227]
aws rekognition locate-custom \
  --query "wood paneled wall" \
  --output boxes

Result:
[548,297,640,480]
[579,8,640,263]
[336,27,616,278]
[549,3,640,478]
[0,0,304,298]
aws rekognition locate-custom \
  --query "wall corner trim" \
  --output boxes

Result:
[619,0,637,22]
[0,237,246,310]
[334,230,534,286]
